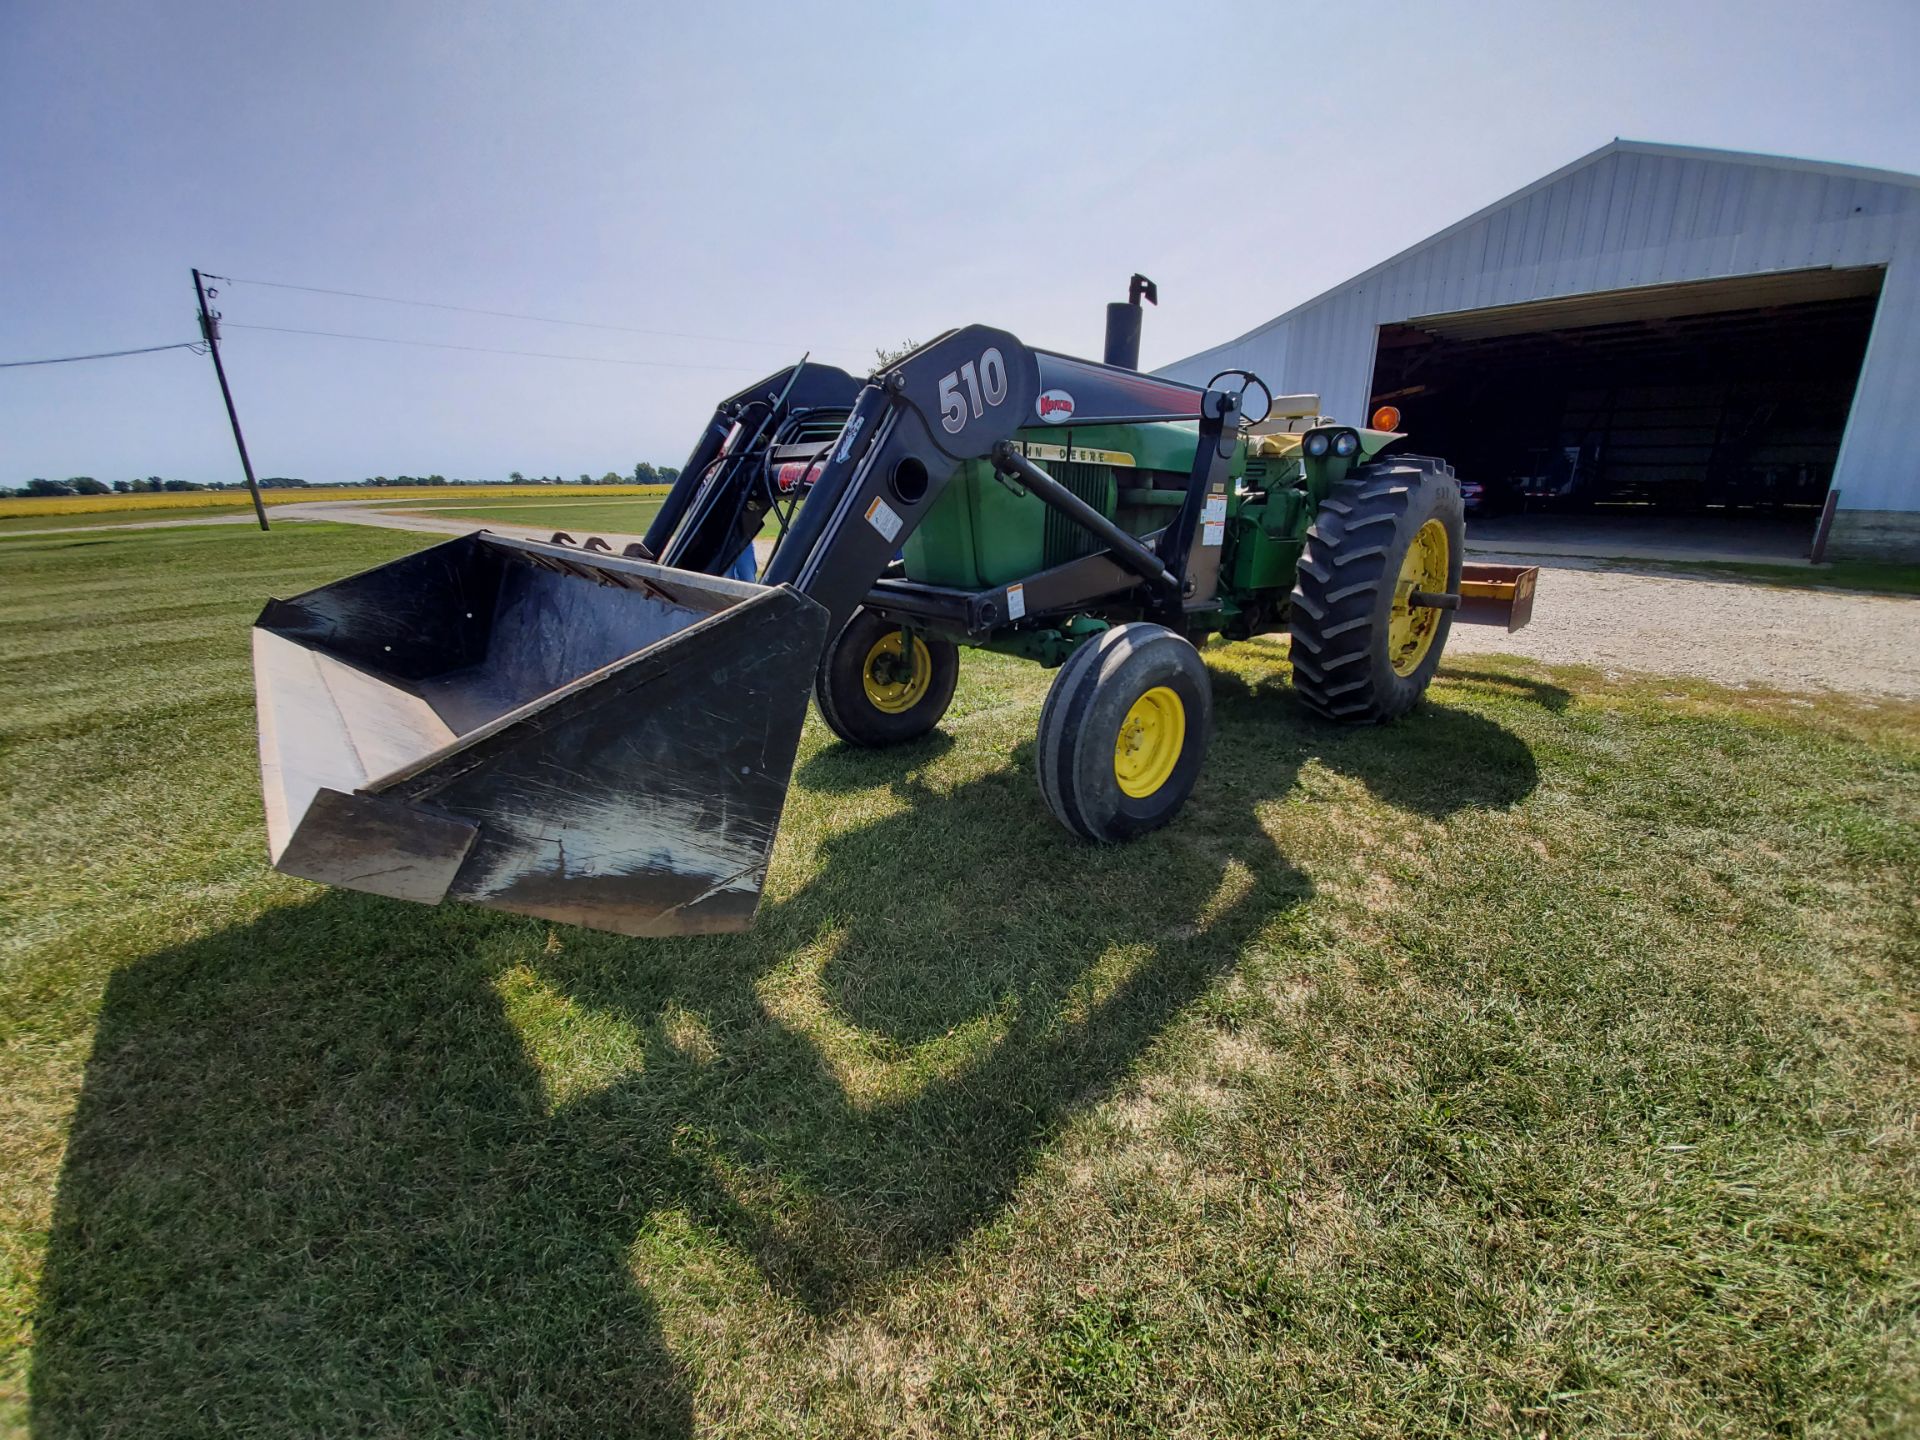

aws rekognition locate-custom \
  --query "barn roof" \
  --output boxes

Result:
[1200,140,1920,355]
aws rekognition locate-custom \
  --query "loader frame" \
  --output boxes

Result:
[640,329,1251,651]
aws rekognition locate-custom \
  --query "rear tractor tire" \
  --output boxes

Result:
[815,607,959,747]
[1035,622,1213,842]
[1289,457,1465,723]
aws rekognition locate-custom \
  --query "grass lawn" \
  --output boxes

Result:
[0,508,254,534]
[3,525,1917,1437]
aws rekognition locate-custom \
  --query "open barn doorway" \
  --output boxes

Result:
[1369,266,1884,561]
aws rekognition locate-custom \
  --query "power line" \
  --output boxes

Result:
[210,273,829,352]
[0,341,205,369]
[220,321,773,372]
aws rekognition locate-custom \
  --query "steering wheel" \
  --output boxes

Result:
[1208,368,1273,427]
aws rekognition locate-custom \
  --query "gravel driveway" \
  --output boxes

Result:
[1445,558,1920,699]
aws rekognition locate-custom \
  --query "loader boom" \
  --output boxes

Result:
[648,327,1245,634]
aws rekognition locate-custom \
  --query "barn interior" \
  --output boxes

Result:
[1368,265,1884,558]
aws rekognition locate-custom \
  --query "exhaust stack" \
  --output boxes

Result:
[1102,273,1158,370]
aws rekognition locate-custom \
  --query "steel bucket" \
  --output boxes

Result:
[253,533,827,936]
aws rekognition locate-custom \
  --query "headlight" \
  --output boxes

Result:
[1303,431,1331,458]
[1332,429,1359,458]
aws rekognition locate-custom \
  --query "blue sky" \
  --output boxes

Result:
[4,0,1918,486]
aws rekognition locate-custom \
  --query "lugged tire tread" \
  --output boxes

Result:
[1331,545,1388,567]
[1287,456,1462,724]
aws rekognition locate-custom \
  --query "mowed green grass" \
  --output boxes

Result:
[2,525,1917,1438]
[0,507,254,534]
[1616,557,1920,597]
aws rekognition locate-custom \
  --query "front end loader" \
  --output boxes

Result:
[252,281,1534,936]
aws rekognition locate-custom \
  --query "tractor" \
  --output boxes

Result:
[250,279,1535,936]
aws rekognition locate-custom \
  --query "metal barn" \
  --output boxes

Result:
[1159,141,1920,561]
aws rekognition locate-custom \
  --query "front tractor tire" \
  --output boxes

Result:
[1288,457,1465,723]
[816,608,960,747]
[1036,622,1213,842]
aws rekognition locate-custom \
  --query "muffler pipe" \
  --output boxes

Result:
[1102,273,1158,370]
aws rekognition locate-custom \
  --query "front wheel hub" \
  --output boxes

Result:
[1112,685,1186,798]
[1388,518,1450,677]
[861,631,932,713]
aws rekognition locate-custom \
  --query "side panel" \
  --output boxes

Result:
[900,477,980,588]
[1223,489,1308,595]
[902,423,1246,593]
[902,461,1049,589]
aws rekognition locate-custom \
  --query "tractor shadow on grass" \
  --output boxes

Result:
[33,687,1539,1435]
[29,893,696,1437]
[537,685,1540,1311]
[1203,660,1548,820]
[532,748,1319,1315]
[1434,664,1574,715]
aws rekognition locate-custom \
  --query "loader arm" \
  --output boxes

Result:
[649,328,1244,634]
[641,360,864,575]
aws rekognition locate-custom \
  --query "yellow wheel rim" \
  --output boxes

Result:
[1113,686,1185,799]
[861,631,932,714]
[1388,518,1450,677]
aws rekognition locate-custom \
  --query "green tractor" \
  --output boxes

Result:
[250,279,1534,936]
[817,397,1481,840]
[809,281,1532,842]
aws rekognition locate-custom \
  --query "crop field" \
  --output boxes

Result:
[0,484,672,526]
[2,524,1916,1437]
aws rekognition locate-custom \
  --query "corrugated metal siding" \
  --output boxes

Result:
[1161,143,1920,515]
[1834,252,1920,511]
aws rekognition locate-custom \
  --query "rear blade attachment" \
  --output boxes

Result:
[1455,562,1539,632]
[254,533,827,936]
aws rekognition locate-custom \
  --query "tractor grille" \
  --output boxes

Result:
[786,409,852,446]
[1042,463,1115,567]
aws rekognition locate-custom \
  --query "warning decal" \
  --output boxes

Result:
[1006,582,1026,620]
[865,496,903,543]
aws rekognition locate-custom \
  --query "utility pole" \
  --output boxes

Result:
[192,268,268,530]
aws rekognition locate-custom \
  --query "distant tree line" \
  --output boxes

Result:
[497,465,681,486]
[10,476,216,497]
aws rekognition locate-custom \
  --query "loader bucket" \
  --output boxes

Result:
[253,533,828,936]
